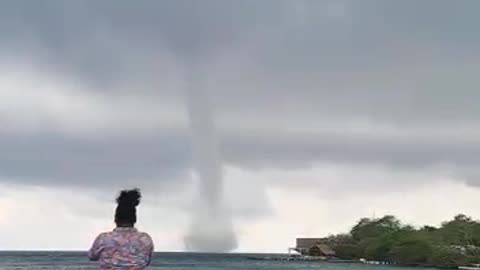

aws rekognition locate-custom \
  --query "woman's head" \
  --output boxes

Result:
[115,188,141,227]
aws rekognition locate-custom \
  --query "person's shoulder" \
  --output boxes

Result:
[138,231,152,239]
[97,231,113,239]
[91,231,112,245]
[138,231,153,243]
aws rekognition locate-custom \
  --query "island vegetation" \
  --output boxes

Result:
[324,214,480,268]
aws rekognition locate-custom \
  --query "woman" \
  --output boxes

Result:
[88,189,154,269]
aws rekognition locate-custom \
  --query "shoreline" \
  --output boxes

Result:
[249,255,460,269]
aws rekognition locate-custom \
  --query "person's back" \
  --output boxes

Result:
[88,189,154,269]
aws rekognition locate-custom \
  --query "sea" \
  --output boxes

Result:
[0,252,439,270]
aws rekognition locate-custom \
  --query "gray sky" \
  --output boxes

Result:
[1,0,480,251]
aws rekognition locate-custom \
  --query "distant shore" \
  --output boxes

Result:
[289,214,480,269]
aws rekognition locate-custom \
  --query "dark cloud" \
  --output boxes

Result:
[225,131,480,170]
[0,130,190,188]
[1,0,480,192]
[2,125,480,189]
[0,0,292,88]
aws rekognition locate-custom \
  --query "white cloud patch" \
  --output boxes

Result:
[0,172,478,252]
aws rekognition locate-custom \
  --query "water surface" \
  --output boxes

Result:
[0,252,439,270]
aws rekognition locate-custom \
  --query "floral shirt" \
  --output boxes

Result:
[88,227,154,270]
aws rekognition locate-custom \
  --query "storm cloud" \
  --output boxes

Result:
[1,0,480,227]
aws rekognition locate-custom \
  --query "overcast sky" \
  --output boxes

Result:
[1,0,480,252]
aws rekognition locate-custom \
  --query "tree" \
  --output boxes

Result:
[329,214,480,267]
[421,226,437,232]
[441,214,480,247]
[351,215,402,241]
[334,244,360,259]
[389,237,432,265]
[361,235,396,261]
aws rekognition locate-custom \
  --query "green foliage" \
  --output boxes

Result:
[334,244,360,259]
[351,215,401,241]
[329,214,480,268]
[389,237,432,264]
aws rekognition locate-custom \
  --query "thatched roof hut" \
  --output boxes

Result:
[308,244,336,257]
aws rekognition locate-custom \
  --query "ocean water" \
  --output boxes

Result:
[0,252,437,270]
